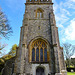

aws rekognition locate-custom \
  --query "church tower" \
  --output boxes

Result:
[13,0,67,75]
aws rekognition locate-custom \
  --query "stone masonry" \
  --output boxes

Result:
[12,0,67,75]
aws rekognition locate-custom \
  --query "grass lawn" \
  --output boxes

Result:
[0,72,75,75]
[67,72,75,75]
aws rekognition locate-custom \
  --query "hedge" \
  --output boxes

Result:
[67,68,75,72]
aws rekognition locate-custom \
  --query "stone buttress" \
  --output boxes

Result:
[13,0,67,75]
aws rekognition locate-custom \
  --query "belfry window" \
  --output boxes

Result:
[31,39,48,62]
[37,12,43,18]
[35,8,44,18]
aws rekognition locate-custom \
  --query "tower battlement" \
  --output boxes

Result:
[1,0,67,75]
[26,0,52,4]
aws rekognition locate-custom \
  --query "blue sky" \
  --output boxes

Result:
[0,0,75,57]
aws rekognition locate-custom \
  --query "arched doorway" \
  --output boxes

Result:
[36,67,45,75]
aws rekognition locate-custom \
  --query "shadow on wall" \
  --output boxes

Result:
[1,57,15,75]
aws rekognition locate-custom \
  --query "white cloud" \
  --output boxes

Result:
[56,16,69,27]
[64,18,75,40]
[70,0,75,2]
[57,24,64,28]
[64,0,75,9]
[61,8,70,16]
[53,0,70,29]
[61,18,75,42]
[71,53,75,58]
[53,0,75,43]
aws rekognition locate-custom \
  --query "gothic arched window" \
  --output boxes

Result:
[44,48,47,61]
[36,48,39,61]
[35,8,44,18]
[40,48,43,61]
[30,39,48,62]
[32,48,35,61]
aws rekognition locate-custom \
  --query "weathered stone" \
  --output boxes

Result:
[1,57,15,75]
[13,0,67,75]
[2,0,67,75]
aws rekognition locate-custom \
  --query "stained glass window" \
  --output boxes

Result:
[36,48,39,61]
[31,39,48,62]
[40,48,43,61]
[44,48,47,61]
[32,48,35,61]
[35,0,37,1]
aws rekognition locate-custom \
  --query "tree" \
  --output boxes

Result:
[63,43,75,68]
[0,37,7,57]
[0,7,12,57]
[71,58,75,68]
[0,43,7,57]
[0,7,12,38]
[0,44,17,65]
[9,44,18,57]
[0,42,5,50]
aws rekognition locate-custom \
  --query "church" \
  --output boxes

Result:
[3,0,67,75]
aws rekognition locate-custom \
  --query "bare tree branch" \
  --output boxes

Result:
[63,43,75,67]
[0,7,13,38]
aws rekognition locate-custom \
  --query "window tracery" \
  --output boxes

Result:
[35,8,44,18]
[30,39,48,62]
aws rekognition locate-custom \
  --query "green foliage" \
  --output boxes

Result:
[0,44,17,65]
[12,44,17,50]
[0,72,1,75]
[9,44,18,57]
[0,54,10,64]
[0,58,4,63]
[71,58,75,68]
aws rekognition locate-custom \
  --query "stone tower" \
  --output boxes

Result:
[13,0,67,75]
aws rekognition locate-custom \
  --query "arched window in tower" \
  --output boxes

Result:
[44,48,47,61]
[35,0,37,1]
[30,39,49,62]
[41,0,43,2]
[40,48,43,61]
[32,48,35,61]
[35,8,44,18]
[36,48,39,61]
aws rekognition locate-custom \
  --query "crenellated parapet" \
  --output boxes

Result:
[26,0,52,4]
